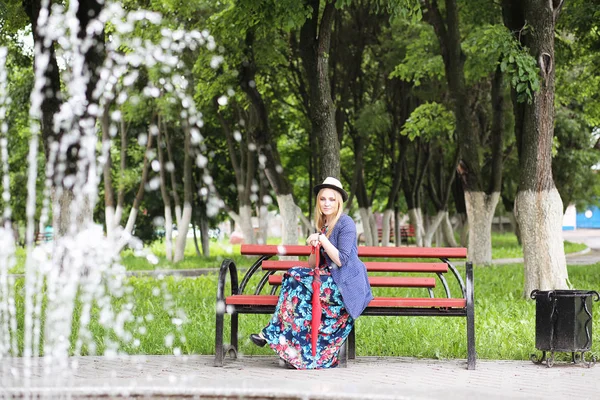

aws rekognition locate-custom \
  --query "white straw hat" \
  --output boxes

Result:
[312,177,348,202]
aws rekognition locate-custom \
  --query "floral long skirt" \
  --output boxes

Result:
[261,266,354,369]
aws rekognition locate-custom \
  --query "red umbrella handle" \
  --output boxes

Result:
[311,243,322,357]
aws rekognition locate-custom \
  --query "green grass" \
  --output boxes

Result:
[491,233,586,259]
[7,261,600,361]
[5,231,597,361]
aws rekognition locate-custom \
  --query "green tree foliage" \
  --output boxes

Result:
[401,102,454,141]
[389,21,444,87]
[463,24,540,103]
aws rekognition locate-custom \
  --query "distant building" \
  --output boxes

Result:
[576,206,600,229]
[563,204,600,230]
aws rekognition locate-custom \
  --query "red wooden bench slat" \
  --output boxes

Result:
[361,225,414,242]
[226,295,278,306]
[241,244,311,256]
[261,260,449,273]
[360,247,466,258]
[241,244,467,259]
[262,260,308,270]
[267,275,436,288]
[400,225,415,237]
[365,262,448,272]
[369,297,466,308]
[226,295,465,308]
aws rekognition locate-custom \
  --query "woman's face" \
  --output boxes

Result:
[319,188,339,218]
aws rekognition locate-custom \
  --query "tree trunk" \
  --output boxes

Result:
[423,0,505,260]
[300,0,340,178]
[464,191,500,265]
[157,116,174,261]
[425,142,459,248]
[198,216,209,257]
[163,121,182,226]
[357,208,373,246]
[238,205,255,244]
[407,208,424,247]
[516,189,568,294]
[256,171,269,244]
[442,212,458,247]
[101,101,116,241]
[503,0,569,295]
[401,139,429,247]
[174,121,193,262]
[163,206,174,261]
[22,0,61,158]
[174,204,191,262]
[240,29,299,246]
[381,209,394,247]
[276,194,299,245]
[24,0,106,365]
[423,210,446,248]
[214,100,256,245]
[123,125,154,238]
[114,118,127,227]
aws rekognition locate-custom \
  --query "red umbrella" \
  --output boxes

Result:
[311,244,322,357]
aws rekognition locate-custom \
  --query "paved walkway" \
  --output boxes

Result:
[2,229,599,399]
[2,354,599,399]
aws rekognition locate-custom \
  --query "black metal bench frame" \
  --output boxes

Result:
[215,245,475,369]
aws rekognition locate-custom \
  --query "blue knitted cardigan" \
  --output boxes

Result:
[322,214,373,319]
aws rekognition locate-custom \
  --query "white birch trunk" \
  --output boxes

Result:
[239,204,255,244]
[457,214,469,247]
[174,204,182,227]
[464,191,500,266]
[105,206,115,241]
[359,207,377,246]
[407,208,424,247]
[515,188,569,296]
[114,205,123,228]
[368,212,378,245]
[423,211,446,247]
[164,205,173,262]
[257,205,269,245]
[381,209,394,247]
[358,208,373,246]
[174,203,192,262]
[53,190,94,237]
[277,194,299,245]
[123,207,138,238]
[507,211,519,238]
[442,212,458,247]
[297,205,313,233]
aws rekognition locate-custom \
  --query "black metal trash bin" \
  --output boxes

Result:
[530,289,599,367]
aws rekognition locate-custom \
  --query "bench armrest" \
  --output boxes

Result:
[217,259,240,308]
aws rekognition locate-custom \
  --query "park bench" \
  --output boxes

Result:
[35,231,53,244]
[358,224,415,244]
[215,244,475,370]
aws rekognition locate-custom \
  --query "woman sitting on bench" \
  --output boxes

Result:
[249,177,373,369]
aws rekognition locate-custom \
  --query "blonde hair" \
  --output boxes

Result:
[313,188,344,238]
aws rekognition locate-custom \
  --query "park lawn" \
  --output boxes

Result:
[6,232,596,361]
[8,260,600,362]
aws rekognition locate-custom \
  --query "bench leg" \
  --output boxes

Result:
[215,308,240,367]
[348,326,356,359]
[231,312,239,353]
[339,339,348,368]
[466,261,476,370]
[215,308,224,367]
